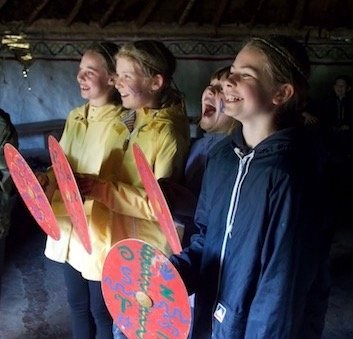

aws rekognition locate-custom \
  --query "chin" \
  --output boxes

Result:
[224,110,237,119]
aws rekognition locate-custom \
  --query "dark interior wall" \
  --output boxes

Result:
[0,37,352,150]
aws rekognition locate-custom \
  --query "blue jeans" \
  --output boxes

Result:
[63,263,113,339]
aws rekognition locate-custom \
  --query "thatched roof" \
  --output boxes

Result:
[0,0,352,39]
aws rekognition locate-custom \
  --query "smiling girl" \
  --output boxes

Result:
[43,42,124,339]
[170,35,330,338]
[77,39,190,339]
[77,40,190,254]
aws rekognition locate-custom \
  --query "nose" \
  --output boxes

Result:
[113,74,122,89]
[77,70,84,82]
[221,80,233,93]
[206,87,215,96]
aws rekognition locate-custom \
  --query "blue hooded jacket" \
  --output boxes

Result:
[171,126,331,338]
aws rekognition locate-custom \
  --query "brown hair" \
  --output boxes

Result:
[210,65,231,82]
[245,35,310,128]
[86,41,121,103]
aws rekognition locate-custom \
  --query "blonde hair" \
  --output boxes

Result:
[116,40,184,108]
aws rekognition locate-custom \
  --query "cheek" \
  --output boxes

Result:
[125,81,147,97]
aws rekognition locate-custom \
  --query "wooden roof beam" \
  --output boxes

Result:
[212,0,229,27]
[178,0,198,25]
[0,0,8,11]
[66,0,84,26]
[290,0,307,28]
[250,0,268,26]
[99,0,122,28]
[27,0,51,25]
[136,0,161,28]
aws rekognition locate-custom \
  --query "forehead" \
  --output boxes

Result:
[231,46,268,72]
[210,77,222,86]
[335,79,348,87]
[81,50,106,67]
[116,56,148,78]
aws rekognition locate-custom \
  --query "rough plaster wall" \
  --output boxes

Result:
[0,60,83,124]
[0,58,229,149]
[0,57,352,150]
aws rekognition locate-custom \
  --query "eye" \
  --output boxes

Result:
[241,73,251,79]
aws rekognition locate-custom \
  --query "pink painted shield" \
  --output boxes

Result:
[133,144,182,255]
[4,143,61,240]
[102,239,191,338]
[48,135,92,254]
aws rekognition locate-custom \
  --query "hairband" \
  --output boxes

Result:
[97,42,117,71]
[251,37,308,79]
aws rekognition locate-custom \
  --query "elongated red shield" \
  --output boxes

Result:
[48,135,92,254]
[102,239,191,338]
[133,144,182,255]
[4,143,61,240]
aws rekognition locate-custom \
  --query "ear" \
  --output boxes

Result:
[108,76,115,86]
[151,74,164,92]
[272,84,294,106]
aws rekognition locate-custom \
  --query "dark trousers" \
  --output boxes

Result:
[63,263,113,339]
[0,237,5,299]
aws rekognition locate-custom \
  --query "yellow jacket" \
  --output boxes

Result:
[45,102,190,280]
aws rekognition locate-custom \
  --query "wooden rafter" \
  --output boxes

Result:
[136,0,160,28]
[290,0,307,28]
[99,0,121,28]
[27,0,51,25]
[212,0,229,27]
[0,0,8,11]
[66,0,84,26]
[178,0,198,25]
[250,0,268,26]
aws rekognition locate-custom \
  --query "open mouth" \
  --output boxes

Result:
[203,104,216,117]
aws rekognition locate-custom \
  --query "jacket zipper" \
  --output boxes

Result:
[212,148,255,327]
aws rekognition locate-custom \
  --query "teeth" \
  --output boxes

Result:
[225,95,242,102]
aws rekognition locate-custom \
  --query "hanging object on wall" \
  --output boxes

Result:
[1,32,33,89]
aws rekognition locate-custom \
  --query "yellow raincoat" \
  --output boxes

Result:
[45,102,190,280]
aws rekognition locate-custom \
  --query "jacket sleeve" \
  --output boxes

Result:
[95,123,189,220]
[169,154,212,294]
[244,173,326,338]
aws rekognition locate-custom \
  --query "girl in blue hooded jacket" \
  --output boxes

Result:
[170,35,331,338]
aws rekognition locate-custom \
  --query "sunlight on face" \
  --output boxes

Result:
[114,56,156,110]
[221,46,276,123]
[77,51,113,106]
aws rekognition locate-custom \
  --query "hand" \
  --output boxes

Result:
[302,111,319,126]
[35,172,49,188]
[75,173,103,200]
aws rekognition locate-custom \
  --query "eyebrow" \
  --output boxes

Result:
[231,64,259,74]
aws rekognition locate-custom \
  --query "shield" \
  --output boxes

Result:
[102,239,191,338]
[133,144,182,255]
[48,135,92,254]
[4,143,60,240]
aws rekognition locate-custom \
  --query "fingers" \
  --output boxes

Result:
[35,172,49,188]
